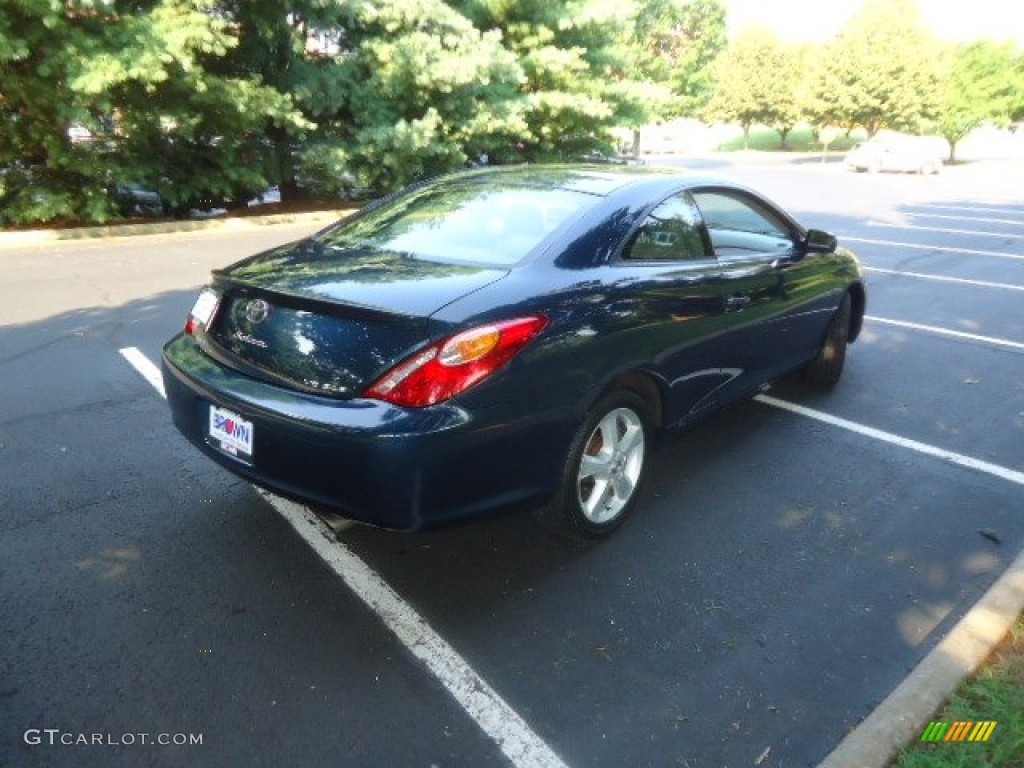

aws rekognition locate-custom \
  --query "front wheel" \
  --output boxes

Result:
[537,389,652,539]
[803,293,852,388]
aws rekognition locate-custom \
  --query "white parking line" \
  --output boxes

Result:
[756,395,1024,487]
[119,347,166,396]
[839,236,1024,262]
[863,267,1024,292]
[866,316,1024,352]
[909,212,1024,227]
[261,493,567,768]
[912,203,1024,216]
[118,347,569,768]
[868,221,1018,239]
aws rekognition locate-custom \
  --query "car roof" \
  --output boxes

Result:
[445,164,727,198]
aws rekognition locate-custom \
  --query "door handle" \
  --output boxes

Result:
[725,294,751,311]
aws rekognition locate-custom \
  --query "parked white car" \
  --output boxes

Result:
[845,140,944,174]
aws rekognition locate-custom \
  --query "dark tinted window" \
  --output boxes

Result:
[624,194,708,261]
[318,182,594,266]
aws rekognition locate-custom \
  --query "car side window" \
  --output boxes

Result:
[691,190,796,258]
[623,193,710,262]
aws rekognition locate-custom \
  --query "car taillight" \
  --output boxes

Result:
[185,288,221,335]
[364,316,548,407]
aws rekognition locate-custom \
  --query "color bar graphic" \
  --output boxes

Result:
[920,720,997,742]
[967,721,997,742]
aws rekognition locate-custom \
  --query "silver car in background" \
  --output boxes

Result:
[845,138,944,174]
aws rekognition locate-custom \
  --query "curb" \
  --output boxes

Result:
[819,545,1024,767]
[0,208,353,248]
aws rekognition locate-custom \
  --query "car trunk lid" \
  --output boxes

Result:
[202,240,508,397]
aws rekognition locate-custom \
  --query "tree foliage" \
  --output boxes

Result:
[702,27,799,148]
[633,0,727,117]
[767,45,807,148]
[3,0,1021,227]
[1011,53,1024,124]
[933,40,1021,162]
[453,0,660,160]
[0,0,306,224]
[6,0,710,224]
[338,0,527,188]
[805,0,942,137]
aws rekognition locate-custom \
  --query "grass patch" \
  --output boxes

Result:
[716,125,865,153]
[890,616,1024,767]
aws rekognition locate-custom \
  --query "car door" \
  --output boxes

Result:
[688,187,810,401]
[603,192,734,426]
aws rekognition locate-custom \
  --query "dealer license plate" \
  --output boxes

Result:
[208,405,254,463]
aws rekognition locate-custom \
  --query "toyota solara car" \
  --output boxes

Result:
[162,165,866,538]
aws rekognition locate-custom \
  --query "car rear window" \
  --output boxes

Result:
[318,182,594,266]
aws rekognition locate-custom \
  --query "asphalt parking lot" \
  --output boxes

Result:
[2,156,1022,767]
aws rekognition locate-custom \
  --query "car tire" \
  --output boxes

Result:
[537,389,652,540]
[803,292,852,389]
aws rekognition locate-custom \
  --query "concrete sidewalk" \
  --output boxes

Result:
[0,208,352,249]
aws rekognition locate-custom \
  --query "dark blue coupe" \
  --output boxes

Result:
[162,165,866,537]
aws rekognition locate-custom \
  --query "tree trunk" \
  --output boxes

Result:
[742,123,751,150]
[946,138,958,164]
[279,179,303,202]
[631,128,641,158]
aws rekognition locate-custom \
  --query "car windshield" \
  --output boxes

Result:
[318,180,595,266]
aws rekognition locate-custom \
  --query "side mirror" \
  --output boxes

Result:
[804,229,837,254]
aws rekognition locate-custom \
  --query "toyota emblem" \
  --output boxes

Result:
[244,299,270,324]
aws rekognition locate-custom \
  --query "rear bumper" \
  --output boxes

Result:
[161,334,570,530]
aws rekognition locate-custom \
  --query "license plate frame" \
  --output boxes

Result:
[207,405,254,464]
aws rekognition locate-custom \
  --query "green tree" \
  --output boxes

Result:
[633,0,726,115]
[201,1,343,202]
[0,0,304,225]
[212,0,528,195]
[668,0,727,115]
[0,0,142,224]
[335,0,527,189]
[454,0,652,161]
[702,27,800,149]
[769,45,808,148]
[625,0,726,154]
[806,0,941,137]
[1011,51,1024,125]
[934,40,1021,163]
